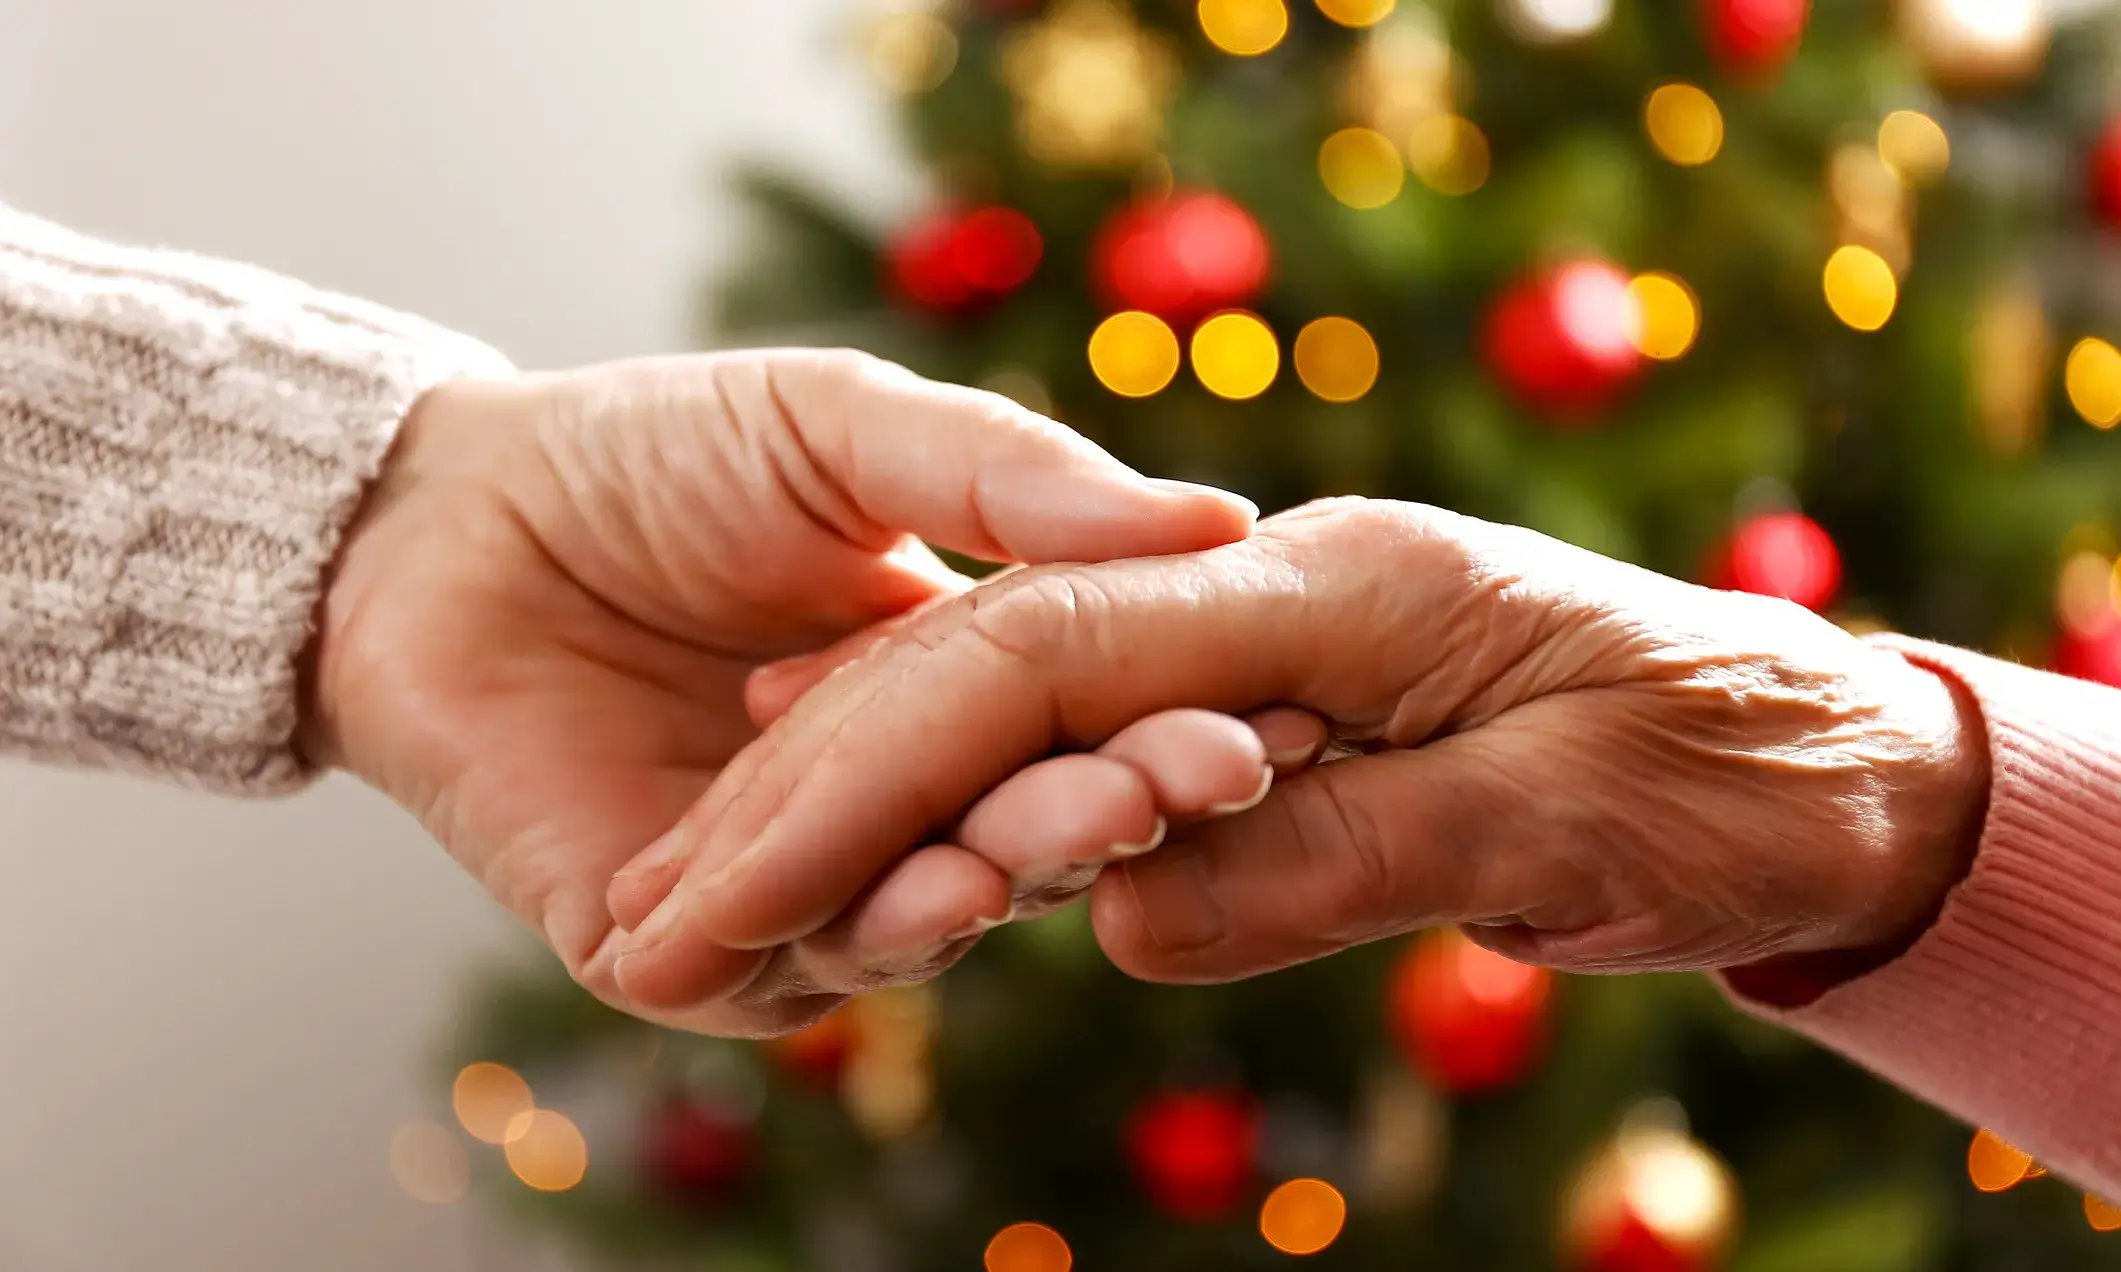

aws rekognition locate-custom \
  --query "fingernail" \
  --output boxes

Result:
[942,906,1015,944]
[1266,740,1323,770]
[1205,766,1274,817]
[1110,816,1168,859]
[1126,853,1226,951]
[1146,477,1258,521]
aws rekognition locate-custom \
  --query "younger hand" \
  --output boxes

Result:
[305,349,1262,1035]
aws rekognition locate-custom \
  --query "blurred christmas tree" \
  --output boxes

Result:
[431,1,2121,1268]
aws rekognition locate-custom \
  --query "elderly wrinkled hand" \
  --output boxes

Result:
[612,496,1990,1003]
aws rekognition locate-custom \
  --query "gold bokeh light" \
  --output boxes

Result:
[984,1221,1073,1272]
[1878,110,1950,184]
[1260,1178,1348,1255]
[2066,337,2121,428]
[389,1122,468,1205]
[1644,83,1723,166]
[1294,317,1381,403]
[1089,311,1182,398]
[1968,1129,2035,1193]
[1626,273,1699,361]
[1198,0,1288,57]
[1192,311,1282,400]
[1823,246,1897,332]
[452,1062,533,1146]
[505,1109,589,1193]
[1319,127,1406,209]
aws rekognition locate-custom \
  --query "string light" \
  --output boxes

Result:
[2066,337,2121,428]
[1315,0,1396,27]
[868,9,959,95]
[1970,280,2052,457]
[1967,1129,2036,1192]
[1294,317,1381,402]
[504,1109,589,1192]
[1643,83,1724,166]
[984,1222,1073,1272]
[452,1063,533,1146]
[1260,1178,1347,1254]
[1343,12,1454,139]
[1823,246,1897,331]
[1407,114,1491,196]
[1878,110,1950,184]
[1089,311,1182,397]
[1002,0,1179,169]
[1626,273,1699,360]
[1192,312,1282,400]
[389,1122,468,1205]
[1499,0,1613,44]
[1319,127,1406,209]
[2089,1195,2121,1233]
[1198,0,1289,57]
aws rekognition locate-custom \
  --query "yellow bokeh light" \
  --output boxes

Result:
[984,1222,1073,1272]
[1089,311,1182,398]
[1407,114,1491,196]
[389,1122,468,1205]
[1968,1129,2035,1193]
[1294,317,1381,403]
[2058,549,2116,636]
[1319,127,1406,209]
[1823,246,1898,332]
[1199,0,1288,56]
[452,1063,533,1146]
[1644,83,1724,167]
[504,1109,588,1193]
[1626,273,1699,361]
[869,11,959,95]
[1261,1178,1347,1255]
[2066,337,2121,429]
[1878,110,1950,184]
[1316,0,1396,25]
[1192,311,1282,400]
[2088,1195,2121,1232]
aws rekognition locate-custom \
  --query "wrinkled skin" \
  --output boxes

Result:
[617,497,1988,1000]
[302,349,1275,1036]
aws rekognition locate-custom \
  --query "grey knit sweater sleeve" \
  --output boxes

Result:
[0,202,512,794]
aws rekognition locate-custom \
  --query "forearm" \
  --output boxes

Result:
[0,201,509,792]
[1725,639,2121,1198]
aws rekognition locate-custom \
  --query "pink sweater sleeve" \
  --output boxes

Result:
[1724,636,2121,1198]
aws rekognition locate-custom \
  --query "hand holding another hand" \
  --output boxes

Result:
[300,349,1282,1036]
[619,497,1989,1007]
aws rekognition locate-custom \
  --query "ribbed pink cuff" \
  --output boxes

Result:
[1721,637,2121,1198]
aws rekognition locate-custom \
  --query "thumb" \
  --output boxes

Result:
[763,350,1257,563]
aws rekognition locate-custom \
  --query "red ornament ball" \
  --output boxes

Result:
[1092,191,1271,324]
[764,1011,856,1089]
[1564,1128,1737,1272]
[2089,118,2121,230]
[641,1096,755,1204]
[1124,1087,1262,1220]
[2052,612,2121,686]
[1388,929,1553,1095]
[1482,261,1644,422]
[1710,511,1841,612]
[1701,0,1809,78]
[888,205,1043,315]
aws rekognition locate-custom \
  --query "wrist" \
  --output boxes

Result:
[294,376,505,768]
[1867,657,1991,951]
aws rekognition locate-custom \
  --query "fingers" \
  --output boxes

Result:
[757,350,1258,563]
[620,548,1316,958]
[1088,730,1553,984]
[614,841,1008,1010]
[1245,706,1330,776]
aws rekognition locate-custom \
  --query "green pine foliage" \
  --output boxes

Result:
[452,2,2121,1268]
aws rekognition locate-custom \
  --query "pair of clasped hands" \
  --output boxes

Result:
[304,350,1986,1037]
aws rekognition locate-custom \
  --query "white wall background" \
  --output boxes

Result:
[0,3,909,1268]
